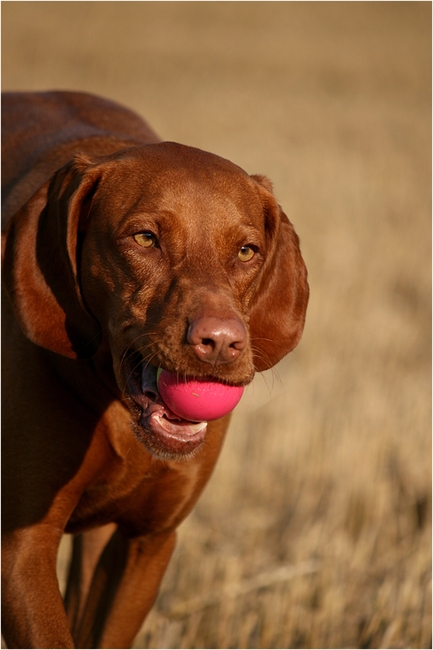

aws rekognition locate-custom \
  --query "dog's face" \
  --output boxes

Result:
[2,143,309,458]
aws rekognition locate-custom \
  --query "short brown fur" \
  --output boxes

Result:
[1,91,308,648]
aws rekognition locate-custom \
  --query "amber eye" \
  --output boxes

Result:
[133,232,157,248]
[238,245,256,262]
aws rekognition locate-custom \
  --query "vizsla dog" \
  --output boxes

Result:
[2,91,309,649]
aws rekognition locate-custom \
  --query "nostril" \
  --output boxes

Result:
[187,316,247,365]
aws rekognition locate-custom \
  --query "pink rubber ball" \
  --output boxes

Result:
[157,369,244,422]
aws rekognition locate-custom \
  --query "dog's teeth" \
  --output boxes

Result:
[154,415,207,435]
[191,422,207,434]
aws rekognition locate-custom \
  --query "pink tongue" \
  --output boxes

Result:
[157,370,244,422]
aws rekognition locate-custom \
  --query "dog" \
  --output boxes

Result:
[2,91,309,648]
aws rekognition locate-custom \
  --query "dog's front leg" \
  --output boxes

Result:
[64,524,118,639]
[74,527,177,649]
[2,527,74,649]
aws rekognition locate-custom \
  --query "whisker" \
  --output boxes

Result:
[120,333,156,366]
[121,351,161,400]
[250,335,277,345]
[251,345,274,371]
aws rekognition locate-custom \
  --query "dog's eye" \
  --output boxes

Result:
[133,232,157,248]
[238,245,256,262]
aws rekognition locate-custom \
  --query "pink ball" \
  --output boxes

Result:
[157,369,244,422]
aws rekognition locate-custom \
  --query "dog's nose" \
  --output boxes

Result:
[187,316,247,365]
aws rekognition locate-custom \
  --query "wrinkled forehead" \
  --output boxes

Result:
[122,141,249,182]
[96,143,262,220]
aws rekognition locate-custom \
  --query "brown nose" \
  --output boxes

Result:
[187,316,247,365]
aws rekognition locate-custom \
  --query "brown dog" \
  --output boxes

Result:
[1,91,309,649]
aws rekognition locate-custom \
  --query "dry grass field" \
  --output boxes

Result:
[2,3,431,648]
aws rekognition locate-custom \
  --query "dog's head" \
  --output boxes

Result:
[2,143,308,458]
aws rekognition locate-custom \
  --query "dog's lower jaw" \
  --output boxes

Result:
[130,416,208,461]
[124,362,208,460]
[139,400,208,457]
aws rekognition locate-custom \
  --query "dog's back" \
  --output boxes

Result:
[2,91,159,223]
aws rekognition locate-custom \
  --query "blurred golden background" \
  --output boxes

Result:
[2,2,431,648]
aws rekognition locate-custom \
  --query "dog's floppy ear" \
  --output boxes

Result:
[248,175,309,371]
[2,154,103,359]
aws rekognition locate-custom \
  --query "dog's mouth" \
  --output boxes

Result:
[124,358,208,458]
